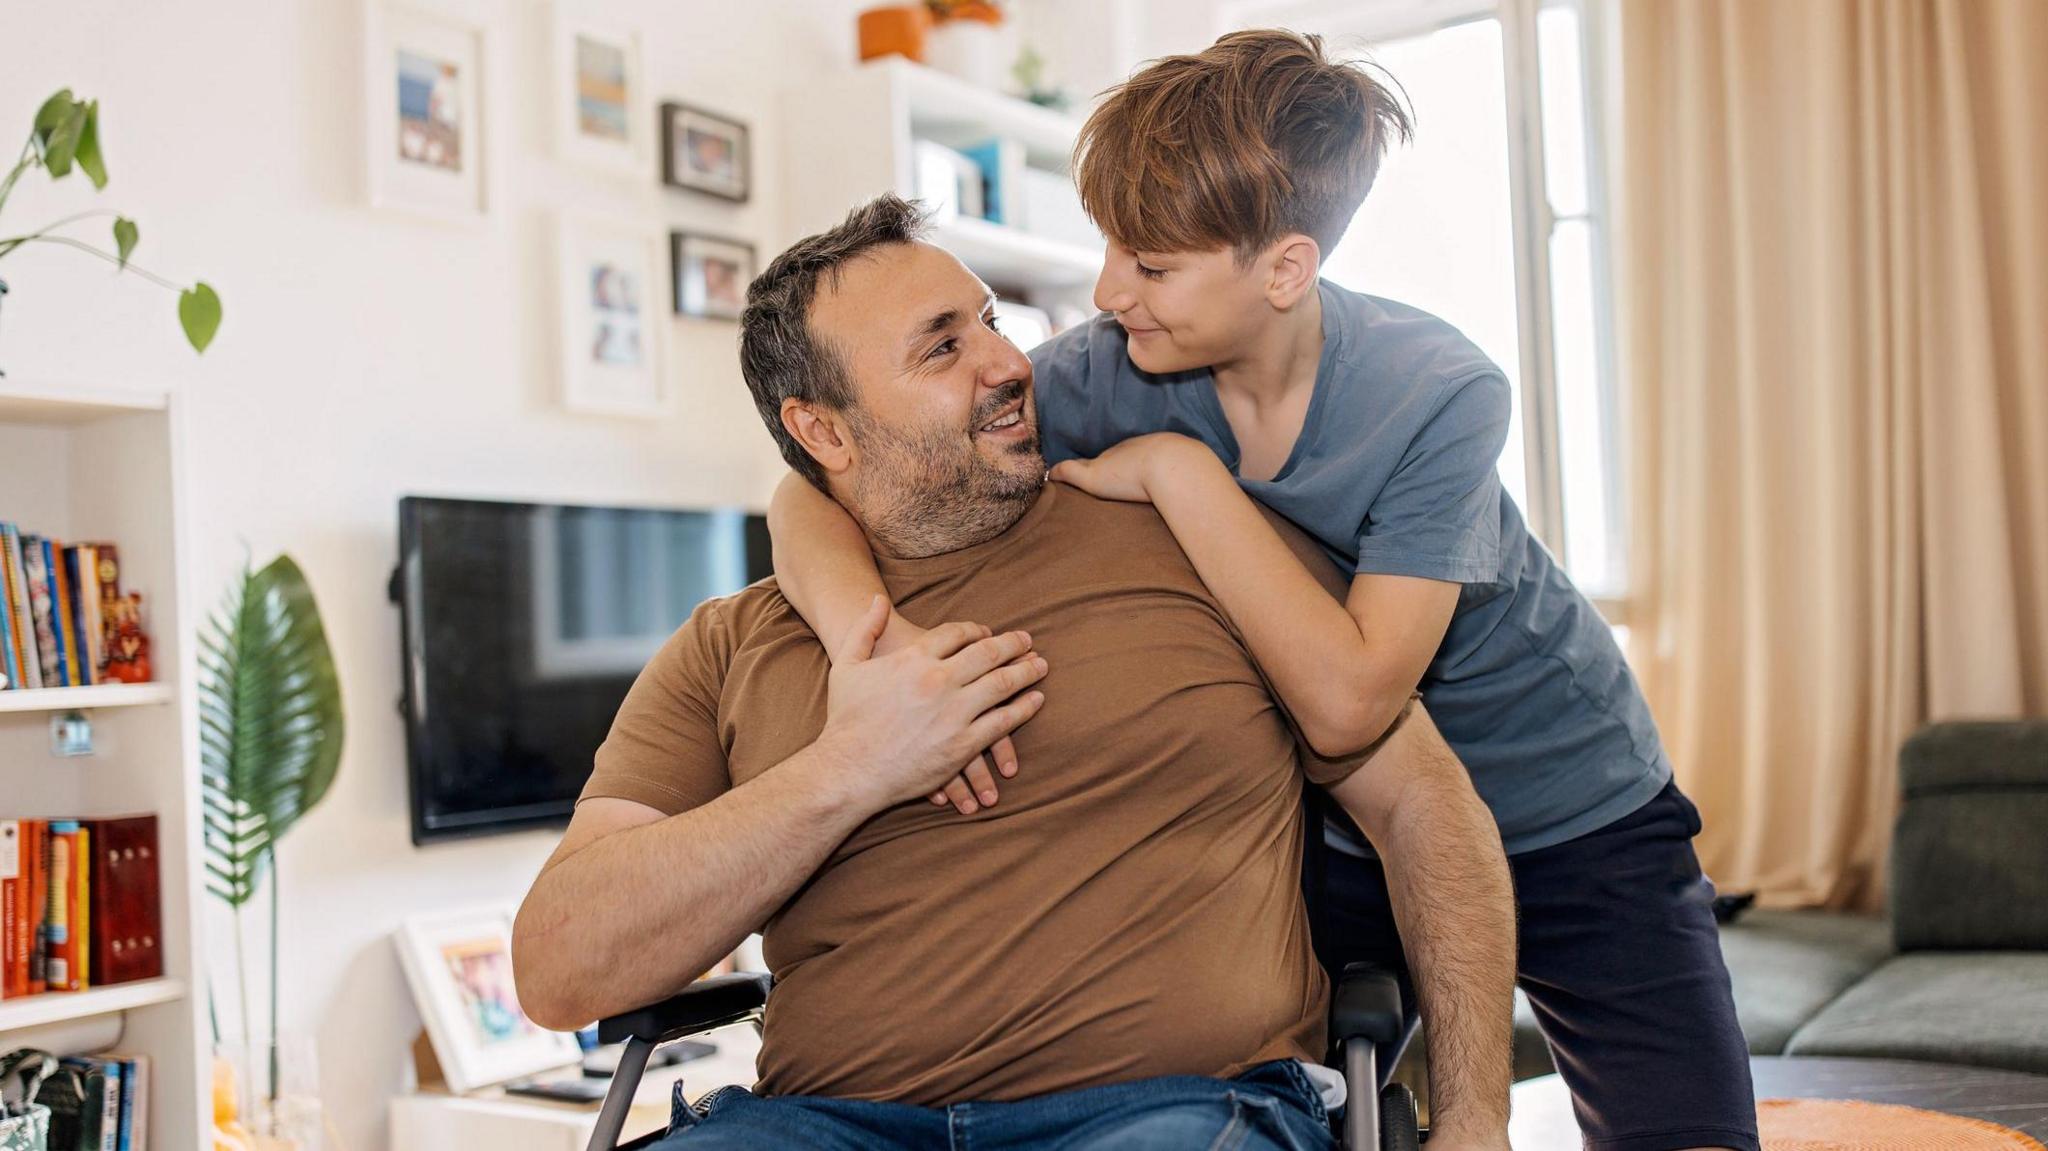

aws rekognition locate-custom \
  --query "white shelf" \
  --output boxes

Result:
[934,216,1102,292]
[0,682,176,713]
[884,58,1085,165]
[0,977,188,1034]
[0,380,170,425]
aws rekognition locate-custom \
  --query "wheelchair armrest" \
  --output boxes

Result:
[596,972,773,1046]
[1330,961,1404,1046]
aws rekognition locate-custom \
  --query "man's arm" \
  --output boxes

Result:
[1052,435,1451,758]
[513,600,1048,1030]
[1325,709,1515,1151]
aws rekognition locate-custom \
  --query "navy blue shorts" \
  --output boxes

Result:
[1318,781,1760,1151]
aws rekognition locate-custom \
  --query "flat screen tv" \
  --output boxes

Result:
[395,496,772,844]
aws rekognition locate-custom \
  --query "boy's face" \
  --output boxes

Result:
[1093,240,1279,375]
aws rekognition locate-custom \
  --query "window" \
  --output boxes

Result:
[1224,0,1627,606]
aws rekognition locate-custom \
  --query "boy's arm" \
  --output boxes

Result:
[1054,434,1451,757]
[767,472,1021,812]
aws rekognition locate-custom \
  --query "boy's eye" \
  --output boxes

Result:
[1135,260,1166,281]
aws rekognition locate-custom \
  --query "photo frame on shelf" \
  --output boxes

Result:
[553,9,646,176]
[671,232,756,322]
[660,102,750,202]
[363,1,488,219]
[393,907,580,1095]
[556,215,670,417]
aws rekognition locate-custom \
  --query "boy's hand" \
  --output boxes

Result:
[1048,432,1211,503]
[876,612,1028,816]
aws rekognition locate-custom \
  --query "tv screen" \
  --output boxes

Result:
[396,496,772,843]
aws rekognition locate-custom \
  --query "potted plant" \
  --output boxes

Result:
[0,90,222,372]
[199,555,343,1150]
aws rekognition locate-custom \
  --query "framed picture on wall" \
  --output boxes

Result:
[393,907,580,1094]
[553,9,645,176]
[660,102,750,202]
[671,232,756,321]
[364,2,488,219]
[557,215,670,417]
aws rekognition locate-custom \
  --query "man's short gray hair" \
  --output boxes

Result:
[739,194,934,491]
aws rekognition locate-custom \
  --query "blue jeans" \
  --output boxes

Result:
[650,1059,1335,1150]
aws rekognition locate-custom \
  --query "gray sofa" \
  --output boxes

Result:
[1411,720,2048,1101]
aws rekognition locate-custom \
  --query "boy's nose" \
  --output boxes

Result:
[1093,265,1134,316]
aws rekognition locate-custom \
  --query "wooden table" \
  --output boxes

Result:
[1508,1057,2048,1148]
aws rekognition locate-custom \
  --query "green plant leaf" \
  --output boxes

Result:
[113,217,137,267]
[198,555,344,910]
[40,102,88,180]
[32,90,76,139]
[179,280,221,353]
[74,100,107,189]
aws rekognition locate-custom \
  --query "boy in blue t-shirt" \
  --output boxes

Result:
[767,28,1756,1151]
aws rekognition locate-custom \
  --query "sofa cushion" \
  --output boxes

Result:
[1892,722,2048,950]
[1784,952,2048,1075]
[1719,908,1894,1053]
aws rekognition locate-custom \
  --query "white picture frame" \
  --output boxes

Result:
[553,9,646,176]
[557,215,671,417]
[393,907,579,1094]
[364,1,488,220]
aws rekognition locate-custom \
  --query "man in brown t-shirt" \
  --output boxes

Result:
[512,197,1515,1151]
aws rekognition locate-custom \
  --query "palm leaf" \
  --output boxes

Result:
[197,554,343,909]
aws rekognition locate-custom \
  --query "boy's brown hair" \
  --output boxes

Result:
[1074,28,1411,263]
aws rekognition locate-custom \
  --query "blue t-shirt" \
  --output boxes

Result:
[1030,279,1671,855]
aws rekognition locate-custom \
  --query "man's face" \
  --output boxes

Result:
[1093,239,1275,375]
[808,242,1044,546]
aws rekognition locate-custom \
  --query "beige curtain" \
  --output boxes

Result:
[1615,0,2048,909]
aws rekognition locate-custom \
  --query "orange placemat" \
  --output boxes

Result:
[1760,1097,2048,1150]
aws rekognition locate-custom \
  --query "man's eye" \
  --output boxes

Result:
[1136,261,1166,281]
[985,313,1003,331]
[927,338,958,361]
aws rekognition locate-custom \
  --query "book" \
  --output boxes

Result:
[84,816,162,986]
[108,1053,148,1151]
[45,1057,106,1151]
[1,523,42,688]
[45,819,78,990]
[961,138,1028,228]
[27,818,48,994]
[0,522,24,689]
[51,541,82,687]
[22,535,64,687]
[63,547,101,686]
[1,818,18,998]
[75,822,92,990]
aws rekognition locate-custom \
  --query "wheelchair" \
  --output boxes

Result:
[583,792,1425,1150]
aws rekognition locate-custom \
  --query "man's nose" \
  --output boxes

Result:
[980,328,1032,387]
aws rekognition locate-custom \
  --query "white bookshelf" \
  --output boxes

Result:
[781,58,1103,302]
[0,379,208,1150]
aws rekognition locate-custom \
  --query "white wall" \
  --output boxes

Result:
[1,2,865,1147]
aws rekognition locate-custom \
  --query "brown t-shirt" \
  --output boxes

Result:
[580,484,1365,1105]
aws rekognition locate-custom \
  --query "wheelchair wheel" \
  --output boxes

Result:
[1378,1082,1420,1151]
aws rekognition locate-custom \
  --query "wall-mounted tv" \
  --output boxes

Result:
[394,496,772,844]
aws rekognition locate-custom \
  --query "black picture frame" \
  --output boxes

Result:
[671,230,757,321]
[660,100,750,202]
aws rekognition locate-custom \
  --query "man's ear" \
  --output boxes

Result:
[781,398,855,477]
[1264,234,1322,309]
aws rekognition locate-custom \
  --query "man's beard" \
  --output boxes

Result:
[848,383,1045,560]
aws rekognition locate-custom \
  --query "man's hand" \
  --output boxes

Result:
[1047,432,1212,504]
[875,613,1024,815]
[819,595,1048,811]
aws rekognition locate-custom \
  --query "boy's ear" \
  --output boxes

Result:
[1264,234,1323,309]
[781,398,856,477]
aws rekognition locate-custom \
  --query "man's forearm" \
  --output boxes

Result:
[514,739,877,1029]
[1333,751,1516,1143]
[769,471,892,655]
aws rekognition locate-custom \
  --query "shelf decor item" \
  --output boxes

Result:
[198,553,344,1150]
[0,89,222,370]
[659,102,750,203]
[924,1,1007,90]
[858,4,932,63]
[394,908,580,1095]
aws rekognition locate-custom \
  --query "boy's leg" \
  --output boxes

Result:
[1512,782,1760,1151]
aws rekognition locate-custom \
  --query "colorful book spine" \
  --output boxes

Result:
[21,535,62,687]
[44,819,77,990]
[61,547,97,686]
[0,819,18,998]
[97,1056,122,1151]
[51,541,81,687]
[75,823,92,990]
[1,523,40,688]
[26,819,48,994]
[42,537,73,686]
[0,522,25,689]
